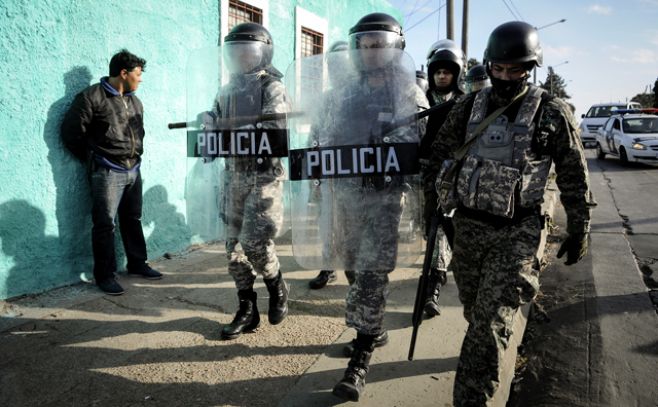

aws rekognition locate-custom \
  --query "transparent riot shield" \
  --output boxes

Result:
[285,48,424,270]
[184,46,291,244]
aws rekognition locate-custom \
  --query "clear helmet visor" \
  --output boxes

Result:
[326,50,352,86]
[466,78,491,93]
[224,41,266,74]
[349,31,401,71]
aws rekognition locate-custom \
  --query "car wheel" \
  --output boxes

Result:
[596,143,606,160]
[619,147,629,165]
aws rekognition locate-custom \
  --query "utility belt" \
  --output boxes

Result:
[225,157,284,177]
[457,204,542,228]
[361,175,405,191]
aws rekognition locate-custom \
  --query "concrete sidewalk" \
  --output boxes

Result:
[0,239,467,407]
[1,194,556,407]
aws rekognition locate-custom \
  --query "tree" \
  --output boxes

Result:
[630,92,653,108]
[539,67,570,99]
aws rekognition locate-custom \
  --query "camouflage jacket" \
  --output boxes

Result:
[426,86,596,234]
[214,69,290,174]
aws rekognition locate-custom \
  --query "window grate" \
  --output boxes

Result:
[228,0,263,31]
[301,26,324,57]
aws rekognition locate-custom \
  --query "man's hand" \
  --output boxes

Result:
[557,232,589,265]
[196,111,217,129]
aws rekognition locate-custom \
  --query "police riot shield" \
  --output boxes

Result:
[184,46,291,243]
[285,48,424,270]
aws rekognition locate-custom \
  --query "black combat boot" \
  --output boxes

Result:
[424,268,448,317]
[221,289,260,340]
[308,270,337,289]
[264,271,289,325]
[342,330,389,357]
[344,270,356,285]
[332,333,375,402]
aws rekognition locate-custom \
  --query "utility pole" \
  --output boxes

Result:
[446,0,454,40]
[461,0,469,62]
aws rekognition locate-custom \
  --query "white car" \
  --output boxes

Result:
[595,110,658,164]
[579,102,642,148]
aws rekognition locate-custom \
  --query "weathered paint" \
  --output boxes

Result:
[0,0,400,299]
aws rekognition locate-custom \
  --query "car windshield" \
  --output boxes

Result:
[622,117,658,134]
[588,105,626,118]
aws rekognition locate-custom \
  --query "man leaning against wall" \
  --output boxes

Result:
[61,49,162,296]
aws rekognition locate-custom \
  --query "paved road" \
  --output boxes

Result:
[511,150,658,407]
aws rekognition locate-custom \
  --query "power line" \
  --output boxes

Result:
[508,0,525,20]
[405,0,422,17]
[406,3,446,32]
[501,0,520,20]
[405,0,435,21]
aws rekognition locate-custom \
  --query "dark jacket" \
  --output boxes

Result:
[61,80,145,170]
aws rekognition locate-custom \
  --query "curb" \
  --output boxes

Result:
[492,172,559,406]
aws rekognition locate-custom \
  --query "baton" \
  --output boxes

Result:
[167,111,305,130]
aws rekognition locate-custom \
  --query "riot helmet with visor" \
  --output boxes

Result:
[224,22,274,74]
[464,64,491,93]
[348,13,405,72]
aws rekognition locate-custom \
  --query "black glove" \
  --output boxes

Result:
[556,232,589,265]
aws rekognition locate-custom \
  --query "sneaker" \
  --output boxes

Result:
[128,264,163,280]
[97,278,125,295]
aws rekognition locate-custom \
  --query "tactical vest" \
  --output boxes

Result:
[218,73,284,175]
[455,85,551,218]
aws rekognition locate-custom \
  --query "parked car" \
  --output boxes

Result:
[579,102,642,148]
[595,109,658,164]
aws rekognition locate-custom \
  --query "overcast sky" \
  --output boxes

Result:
[388,0,658,117]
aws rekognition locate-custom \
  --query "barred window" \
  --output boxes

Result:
[300,27,324,57]
[228,0,263,31]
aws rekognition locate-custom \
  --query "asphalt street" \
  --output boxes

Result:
[511,150,658,407]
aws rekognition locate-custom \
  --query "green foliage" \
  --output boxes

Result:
[539,66,570,99]
[630,93,654,108]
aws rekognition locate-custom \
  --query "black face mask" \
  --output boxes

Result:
[490,76,528,101]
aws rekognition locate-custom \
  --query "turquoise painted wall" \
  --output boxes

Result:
[0,0,398,300]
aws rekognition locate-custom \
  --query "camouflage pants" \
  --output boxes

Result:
[223,172,283,291]
[450,211,541,406]
[338,190,403,335]
[345,270,391,336]
[431,223,452,271]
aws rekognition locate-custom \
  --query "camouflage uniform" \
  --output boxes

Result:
[426,84,594,405]
[329,75,428,336]
[421,90,461,273]
[215,71,290,290]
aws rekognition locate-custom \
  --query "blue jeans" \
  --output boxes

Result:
[90,165,147,282]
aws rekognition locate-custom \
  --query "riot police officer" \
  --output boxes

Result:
[425,21,595,405]
[426,39,464,105]
[420,39,464,318]
[308,40,356,291]
[326,13,428,402]
[210,23,291,340]
[464,64,491,94]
